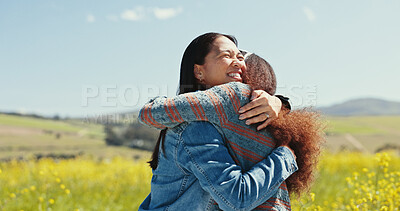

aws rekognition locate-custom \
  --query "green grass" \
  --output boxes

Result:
[324,115,400,135]
[0,114,104,139]
[1,113,399,160]
[0,114,150,160]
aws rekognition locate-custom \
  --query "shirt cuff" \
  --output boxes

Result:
[275,95,291,111]
[275,146,298,172]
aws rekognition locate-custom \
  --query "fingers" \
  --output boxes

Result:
[239,92,269,114]
[239,104,268,120]
[257,117,274,130]
[250,90,263,100]
[239,100,261,114]
[242,112,269,125]
[238,90,282,128]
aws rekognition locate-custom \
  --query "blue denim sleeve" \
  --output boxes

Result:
[179,122,298,211]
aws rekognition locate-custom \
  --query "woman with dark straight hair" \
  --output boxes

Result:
[139,32,298,210]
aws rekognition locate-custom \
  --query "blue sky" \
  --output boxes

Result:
[1,0,399,118]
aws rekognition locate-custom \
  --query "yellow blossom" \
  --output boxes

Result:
[353,172,359,180]
[380,206,388,211]
[310,192,315,202]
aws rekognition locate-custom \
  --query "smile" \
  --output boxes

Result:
[228,73,241,78]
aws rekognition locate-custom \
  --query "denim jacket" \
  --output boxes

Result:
[138,122,297,211]
[139,82,298,210]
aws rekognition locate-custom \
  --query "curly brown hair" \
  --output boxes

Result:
[243,53,326,196]
[267,108,325,196]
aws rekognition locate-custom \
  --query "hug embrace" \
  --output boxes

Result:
[138,32,325,211]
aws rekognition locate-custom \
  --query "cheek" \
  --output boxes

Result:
[241,63,247,72]
[239,61,246,69]
[216,59,231,71]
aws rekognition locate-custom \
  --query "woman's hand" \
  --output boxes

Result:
[238,90,282,130]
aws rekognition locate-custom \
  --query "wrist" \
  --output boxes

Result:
[275,95,291,111]
[281,145,296,160]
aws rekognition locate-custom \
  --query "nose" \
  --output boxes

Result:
[232,58,245,69]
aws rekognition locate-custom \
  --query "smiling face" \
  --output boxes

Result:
[194,36,246,88]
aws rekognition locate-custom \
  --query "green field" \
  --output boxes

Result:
[0,114,149,160]
[325,115,400,135]
[323,115,400,153]
[1,113,399,160]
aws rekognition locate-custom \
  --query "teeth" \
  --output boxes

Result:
[228,73,241,78]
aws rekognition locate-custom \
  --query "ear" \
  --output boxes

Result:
[193,64,204,81]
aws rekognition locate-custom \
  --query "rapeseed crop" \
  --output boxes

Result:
[0,152,399,210]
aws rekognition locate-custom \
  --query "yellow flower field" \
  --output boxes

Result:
[0,152,399,211]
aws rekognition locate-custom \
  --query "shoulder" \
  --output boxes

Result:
[208,82,251,93]
[205,82,251,107]
[211,82,251,98]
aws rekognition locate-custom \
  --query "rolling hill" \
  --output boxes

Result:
[318,98,400,116]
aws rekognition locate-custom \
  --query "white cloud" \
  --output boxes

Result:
[303,6,316,22]
[120,7,145,21]
[153,7,183,20]
[86,14,95,23]
[106,15,119,22]
[118,6,183,22]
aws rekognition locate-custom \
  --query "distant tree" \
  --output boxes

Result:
[125,122,159,143]
[104,125,124,146]
[53,114,60,121]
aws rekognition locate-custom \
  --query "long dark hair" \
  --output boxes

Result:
[148,32,238,170]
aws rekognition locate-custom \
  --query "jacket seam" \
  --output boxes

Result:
[182,142,239,210]
[174,129,190,175]
[177,175,189,198]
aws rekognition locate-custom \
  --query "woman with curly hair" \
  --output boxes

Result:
[140,50,324,210]
[244,52,326,197]
[139,32,302,210]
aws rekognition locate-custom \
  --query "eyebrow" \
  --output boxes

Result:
[217,49,242,55]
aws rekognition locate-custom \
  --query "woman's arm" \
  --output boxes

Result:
[179,122,298,211]
[139,82,251,129]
